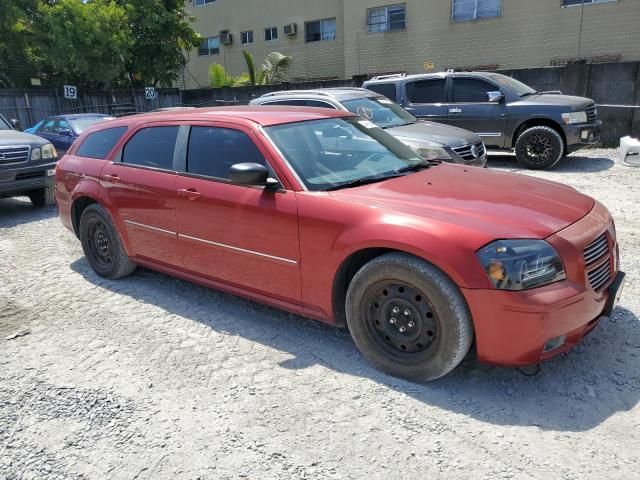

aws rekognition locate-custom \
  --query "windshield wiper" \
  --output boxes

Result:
[520,91,538,97]
[324,173,405,191]
[394,162,431,174]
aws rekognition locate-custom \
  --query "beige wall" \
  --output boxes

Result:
[183,0,640,88]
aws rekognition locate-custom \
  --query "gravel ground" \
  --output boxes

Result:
[1,148,639,480]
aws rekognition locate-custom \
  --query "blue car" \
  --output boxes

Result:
[31,113,114,154]
[23,119,43,134]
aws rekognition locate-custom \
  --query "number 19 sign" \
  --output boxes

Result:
[63,85,78,99]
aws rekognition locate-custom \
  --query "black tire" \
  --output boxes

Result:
[515,126,565,170]
[79,204,136,279]
[28,186,56,207]
[345,253,473,382]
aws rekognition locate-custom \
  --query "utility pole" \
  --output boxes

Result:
[577,0,586,59]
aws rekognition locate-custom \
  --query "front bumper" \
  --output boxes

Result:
[465,201,620,366]
[564,120,602,152]
[0,161,57,196]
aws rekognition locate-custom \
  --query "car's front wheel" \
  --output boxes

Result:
[79,204,136,279]
[515,126,565,170]
[28,186,56,207]
[345,253,473,382]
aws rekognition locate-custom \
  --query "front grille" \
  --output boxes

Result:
[584,232,611,290]
[452,142,486,161]
[586,104,598,122]
[0,146,30,165]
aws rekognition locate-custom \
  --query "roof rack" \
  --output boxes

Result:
[259,90,335,98]
[369,73,406,81]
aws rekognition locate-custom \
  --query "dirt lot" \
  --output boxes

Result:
[1,149,639,480]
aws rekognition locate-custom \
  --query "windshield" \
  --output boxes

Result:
[0,116,12,130]
[69,116,113,134]
[341,96,416,128]
[489,74,537,97]
[265,117,426,191]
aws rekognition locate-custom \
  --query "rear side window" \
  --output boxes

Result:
[407,79,446,103]
[122,126,179,170]
[76,127,127,159]
[452,78,495,103]
[304,100,336,109]
[186,126,266,180]
[365,83,397,102]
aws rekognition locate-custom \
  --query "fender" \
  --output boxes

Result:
[70,176,135,257]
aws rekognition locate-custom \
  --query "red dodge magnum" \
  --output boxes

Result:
[56,107,624,381]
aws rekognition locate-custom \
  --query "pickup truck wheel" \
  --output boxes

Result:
[28,186,56,207]
[515,126,564,170]
[79,204,136,279]
[345,253,473,382]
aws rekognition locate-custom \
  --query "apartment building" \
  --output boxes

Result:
[182,0,640,89]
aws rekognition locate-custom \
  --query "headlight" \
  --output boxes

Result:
[412,146,452,161]
[476,239,566,290]
[42,143,57,159]
[561,111,588,124]
[30,147,41,161]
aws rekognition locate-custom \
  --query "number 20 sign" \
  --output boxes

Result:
[63,85,77,99]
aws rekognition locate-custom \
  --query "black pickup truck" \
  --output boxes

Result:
[363,72,602,169]
[0,114,58,206]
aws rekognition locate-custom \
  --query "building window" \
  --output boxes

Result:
[452,0,501,22]
[193,0,215,6]
[561,0,617,5]
[367,4,406,33]
[265,26,278,42]
[241,31,254,45]
[305,18,337,42]
[198,36,220,56]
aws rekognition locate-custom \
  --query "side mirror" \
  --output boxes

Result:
[58,129,73,137]
[229,163,278,188]
[487,91,504,103]
[10,118,21,131]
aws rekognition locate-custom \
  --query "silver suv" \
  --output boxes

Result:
[250,88,487,167]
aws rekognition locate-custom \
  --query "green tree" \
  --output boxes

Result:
[121,0,201,87]
[0,0,40,87]
[209,50,293,88]
[34,0,132,87]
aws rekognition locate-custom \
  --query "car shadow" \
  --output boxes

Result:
[0,197,57,228]
[70,258,640,433]
[487,152,616,173]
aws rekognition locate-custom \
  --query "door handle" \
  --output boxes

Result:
[103,173,120,182]
[177,188,202,200]
[449,108,462,114]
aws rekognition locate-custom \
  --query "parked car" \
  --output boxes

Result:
[0,113,58,206]
[33,113,114,154]
[250,88,486,167]
[56,106,624,381]
[363,72,602,169]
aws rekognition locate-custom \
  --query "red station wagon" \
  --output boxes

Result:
[56,107,625,381]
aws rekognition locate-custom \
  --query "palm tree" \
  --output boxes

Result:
[209,50,292,88]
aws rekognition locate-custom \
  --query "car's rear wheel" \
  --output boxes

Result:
[79,204,136,279]
[28,186,56,207]
[345,253,473,382]
[515,126,564,170]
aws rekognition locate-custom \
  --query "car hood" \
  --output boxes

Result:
[385,121,481,148]
[514,93,594,110]
[330,164,594,242]
[0,130,50,146]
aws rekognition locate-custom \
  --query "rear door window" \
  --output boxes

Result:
[365,83,397,102]
[452,78,496,103]
[122,126,179,170]
[263,100,307,106]
[304,100,337,109]
[407,79,447,104]
[76,126,128,159]
[186,126,267,180]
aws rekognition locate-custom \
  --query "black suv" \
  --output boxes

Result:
[0,114,58,206]
[363,72,602,169]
